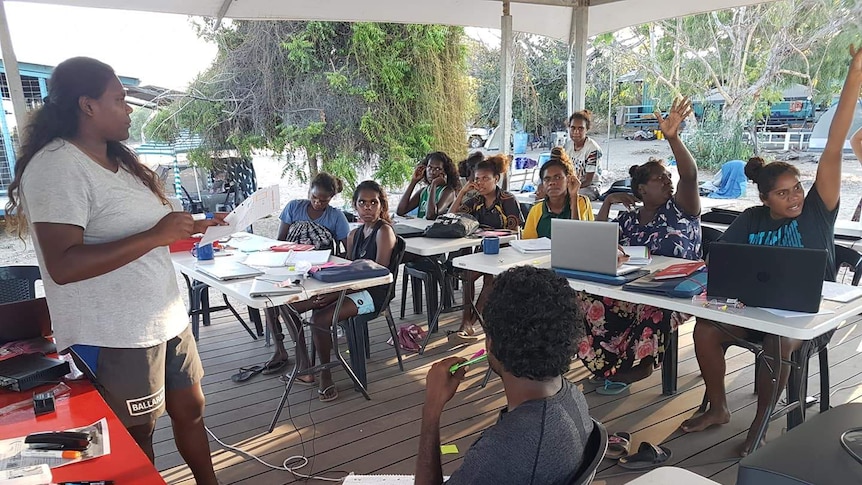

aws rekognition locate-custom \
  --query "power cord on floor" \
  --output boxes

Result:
[204,386,344,482]
[205,424,342,482]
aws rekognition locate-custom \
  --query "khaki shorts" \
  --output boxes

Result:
[69,325,204,428]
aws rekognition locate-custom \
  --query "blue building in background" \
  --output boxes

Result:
[0,60,139,213]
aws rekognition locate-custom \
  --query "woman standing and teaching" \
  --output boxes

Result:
[5,57,219,484]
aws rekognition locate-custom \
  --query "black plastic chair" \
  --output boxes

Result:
[570,419,608,485]
[701,226,725,259]
[835,244,862,286]
[0,265,42,303]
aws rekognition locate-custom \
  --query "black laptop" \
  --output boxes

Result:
[0,297,52,343]
[707,243,827,313]
[394,224,426,238]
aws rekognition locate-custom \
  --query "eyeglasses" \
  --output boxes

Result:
[542,174,565,184]
[356,199,380,208]
[768,183,804,200]
[650,172,672,182]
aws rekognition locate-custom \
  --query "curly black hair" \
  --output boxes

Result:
[423,151,461,191]
[482,266,582,380]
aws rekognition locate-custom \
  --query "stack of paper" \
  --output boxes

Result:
[511,238,552,253]
[622,246,652,265]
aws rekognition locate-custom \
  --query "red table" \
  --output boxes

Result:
[0,380,165,484]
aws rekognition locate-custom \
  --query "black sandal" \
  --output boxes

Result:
[618,442,672,470]
[261,358,290,375]
[231,365,264,383]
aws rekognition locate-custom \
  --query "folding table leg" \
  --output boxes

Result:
[661,330,679,395]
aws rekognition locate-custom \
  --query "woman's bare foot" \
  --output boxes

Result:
[458,320,476,335]
[738,433,767,457]
[317,370,337,402]
[738,420,767,456]
[680,407,730,433]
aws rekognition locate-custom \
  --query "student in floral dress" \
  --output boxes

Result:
[578,98,702,390]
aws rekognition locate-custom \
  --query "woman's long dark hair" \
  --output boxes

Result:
[5,57,167,236]
[423,151,461,191]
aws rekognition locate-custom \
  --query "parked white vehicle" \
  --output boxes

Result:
[467,127,490,149]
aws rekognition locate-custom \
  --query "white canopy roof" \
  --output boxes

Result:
[15,0,777,41]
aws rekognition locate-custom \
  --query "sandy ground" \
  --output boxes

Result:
[2,138,862,266]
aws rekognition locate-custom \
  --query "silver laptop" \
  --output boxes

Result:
[551,220,639,276]
[195,261,264,281]
[249,277,303,298]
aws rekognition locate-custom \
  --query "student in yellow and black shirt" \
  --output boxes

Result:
[449,155,522,341]
[522,147,594,240]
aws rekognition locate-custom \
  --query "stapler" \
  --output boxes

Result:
[24,431,91,451]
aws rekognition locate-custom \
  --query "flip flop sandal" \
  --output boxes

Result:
[318,385,338,403]
[605,432,632,460]
[618,442,672,470]
[596,380,631,395]
[231,365,264,383]
[261,359,290,375]
[279,374,316,387]
[447,330,479,343]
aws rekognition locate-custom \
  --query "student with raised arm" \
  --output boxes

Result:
[682,46,862,456]
[578,98,701,392]
[850,126,862,221]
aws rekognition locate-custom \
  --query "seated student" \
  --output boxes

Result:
[449,155,521,340]
[415,266,594,485]
[277,180,397,402]
[522,147,593,240]
[262,172,351,375]
[397,152,460,220]
[579,98,701,390]
[681,48,862,454]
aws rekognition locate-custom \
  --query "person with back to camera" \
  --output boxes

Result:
[578,98,701,394]
[397,152,461,220]
[522,146,594,240]
[415,266,594,484]
[448,155,521,341]
[565,109,604,200]
[681,46,862,455]
[258,172,351,377]
[5,57,220,483]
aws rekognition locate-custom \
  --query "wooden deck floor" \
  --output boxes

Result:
[155,280,862,484]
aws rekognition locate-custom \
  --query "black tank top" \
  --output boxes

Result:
[350,221,390,311]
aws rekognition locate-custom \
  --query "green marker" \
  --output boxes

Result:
[449,350,487,373]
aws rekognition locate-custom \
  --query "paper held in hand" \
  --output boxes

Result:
[199,185,281,245]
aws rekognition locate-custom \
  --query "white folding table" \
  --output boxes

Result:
[624,467,720,484]
[451,253,862,454]
[172,236,392,432]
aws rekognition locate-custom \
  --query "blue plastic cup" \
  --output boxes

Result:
[482,236,500,255]
[192,242,214,261]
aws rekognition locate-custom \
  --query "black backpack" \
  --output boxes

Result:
[285,221,335,250]
[423,213,480,238]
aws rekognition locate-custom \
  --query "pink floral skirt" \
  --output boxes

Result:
[576,291,683,380]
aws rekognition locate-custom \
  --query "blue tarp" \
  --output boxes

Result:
[707,160,747,199]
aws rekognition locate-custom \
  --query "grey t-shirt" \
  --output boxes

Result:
[719,184,838,281]
[446,379,593,485]
[20,139,188,350]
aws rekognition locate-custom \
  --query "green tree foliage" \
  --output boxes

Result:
[146,21,469,193]
[610,0,862,168]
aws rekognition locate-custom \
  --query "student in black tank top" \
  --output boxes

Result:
[289,180,396,403]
